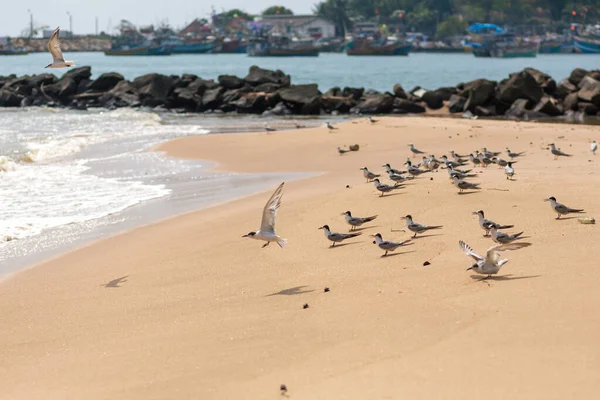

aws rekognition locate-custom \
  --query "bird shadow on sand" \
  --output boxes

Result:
[101,276,129,288]
[349,226,379,232]
[266,285,315,297]
[411,234,443,239]
[380,250,416,258]
[555,216,582,220]
[329,242,361,248]
[470,274,542,282]
[379,192,405,198]
[458,191,480,196]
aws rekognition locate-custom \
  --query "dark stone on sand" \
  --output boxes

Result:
[342,87,364,101]
[421,91,444,109]
[393,98,426,113]
[279,84,321,114]
[321,96,356,113]
[534,97,562,116]
[577,76,600,106]
[218,74,245,90]
[393,83,408,99]
[447,94,466,113]
[62,66,92,84]
[351,94,394,114]
[563,92,580,111]
[202,87,225,109]
[244,66,290,87]
[497,71,543,105]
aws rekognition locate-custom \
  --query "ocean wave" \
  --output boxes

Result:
[0,156,18,172]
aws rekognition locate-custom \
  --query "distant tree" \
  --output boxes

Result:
[218,9,253,20]
[262,6,294,16]
[435,15,468,38]
[314,0,353,36]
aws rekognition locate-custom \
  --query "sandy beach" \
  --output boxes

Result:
[1,116,599,399]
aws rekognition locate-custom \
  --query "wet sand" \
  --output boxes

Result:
[1,117,599,399]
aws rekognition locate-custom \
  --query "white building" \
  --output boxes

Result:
[258,15,336,39]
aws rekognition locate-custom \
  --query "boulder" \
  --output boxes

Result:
[171,86,202,111]
[364,89,381,96]
[264,101,292,116]
[555,78,577,99]
[133,74,174,106]
[577,76,600,106]
[222,87,251,104]
[321,96,356,113]
[541,79,557,95]
[89,72,124,91]
[393,83,408,99]
[244,66,290,87]
[421,91,444,109]
[202,87,225,109]
[434,86,457,101]
[44,77,77,100]
[77,79,92,94]
[523,68,551,85]
[279,84,321,112]
[533,97,562,116]
[461,79,496,111]
[350,94,394,114]
[0,89,24,107]
[496,71,543,105]
[505,99,530,119]
[447,94,467,113]
[2,76,31,95]
[218,74,245,90]
[392,98,426,114]
[28,74,57,88]
[61,66,92,84]
[568,68,588,86]
[474,105,497,117]
[563,92,579,111]
[342,87,364,101]
[300,96,322,114]
[254,82,281,93]
[98,80,140,108]
[578,102,598,115]
[233,93,267,113]
[323,87,341,97]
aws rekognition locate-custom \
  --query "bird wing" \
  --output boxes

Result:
[48,27,65,63]
[459,241,484,262]
[486,242,532,263]
[260,182,284,234]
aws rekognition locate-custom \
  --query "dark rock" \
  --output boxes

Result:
[351,94,394,114]
[202,87,225,109]
[133,74,174,107]
[77,79,92,94]
[28,74,57,88]
[0,90,24,107]
[171,86,202,111]
[533,96,562,116]
[254,82,281,93]
[392,98,426,113]
[61,66,92,84]
[218,74,245,90]
[221,87,251,104]
[474,104,497,117]
[542,79,557,95]
[279,84,321,113]
[497,71,543,105]
[342,87,364,101]
[579,102,598,115]
[44,77,77,101]
[393,83,408,99]
[568,68,588,86]
[523,68,551,86]
[577,76,600,106]
[232,92,267,114]
[434,86,457,101]
[321,96,356,113]
[89,72,124,91]
[244,66,290,87]
[555,78,577,100]
[563,92,579,111]
[447,94,466,113]
[20,96,35,107]
[461,79,496,111]
[98,80,140,108]
[364,89,381,96]
[421,91,444,109]
[263,101,292,116]
[323,87,340,97]
[505,99,530,119]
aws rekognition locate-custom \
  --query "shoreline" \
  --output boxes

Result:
[1,116,599,398]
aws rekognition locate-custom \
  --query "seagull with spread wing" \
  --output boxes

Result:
[45,27,75,69]
[243,182,287,248]
[459,240,532,279]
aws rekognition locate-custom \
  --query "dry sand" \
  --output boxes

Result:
[1,116,599,399]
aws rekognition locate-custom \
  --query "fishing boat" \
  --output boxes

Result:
[247,36,319,57]
[104,45,172,56]
[212,38,247,54]
[473,34,538,58]
[0,48,29,56]
[569,24,600,53]
[160,37,214,54]
[346,38,411,56]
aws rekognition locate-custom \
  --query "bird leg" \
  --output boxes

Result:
[383,251,388,257]
[331,242,336,247]
[556,214,561,220]
[262,242,270,248]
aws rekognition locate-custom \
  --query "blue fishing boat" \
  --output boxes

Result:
[161,37,214,54]
[473,34,538,58]
[105,44,172,56]
[248,36,319,57]
[574,36,600,53]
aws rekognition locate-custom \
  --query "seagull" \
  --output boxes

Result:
[506,148,525,159]
[401,215,442,237]
[404,160,430,177]
[476,151,493,167]
[482,147,501,158]
[265,124,276,132]
[342,211,377,231]
[548,143,571,159]
[490,227,525,245]
[371,233,411,257]
[469,154,482,167]
[295,122,306,129]
[448,168,476,180]
[318,225,361,247]
[373,179,403,196]
[369,116,378,124]
[423,155,440,171]
[472,210,514,237]
[337,146,350,155]
[544,196,584,219]
[408,144,425,157]
[452,176,480,193]
[459,240,532,279]
[360,167,380,182]
[504,162,515,180]
[326,122,338,130]
[491,157,512,167]
[242,182,287,248]
[387,171,411,183]
[382,163,405,175]
[441,156,465,169]
[45,27,75,69]
[450,150,468,161]
[591,140,597,155]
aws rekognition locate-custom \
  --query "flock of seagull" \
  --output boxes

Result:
[243,126,595,279]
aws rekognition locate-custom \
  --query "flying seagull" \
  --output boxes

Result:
[459,240,532,279]
[242,182,287,248]
[45,27,75,69]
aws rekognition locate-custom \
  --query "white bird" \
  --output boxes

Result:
[490,227,525,244]
[318,225,361,247]
[544,196,584,219]
[472,210,514,237]
[373,178,403,196]
[242,182,287,248]
[401,215,443,237]
[459,240,532,279]
[369,116,378,124]
[371,233,411,257]
[326,122,338,130]
[408,144,425,157]
[591,140,597,155]
[342,211,377,231]
[265,124,276,132]
[360,167,380,182]
[504,162,515,180]
[548,143,571,159]
[45,27,75,69]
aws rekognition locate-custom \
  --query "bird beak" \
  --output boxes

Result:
[318,227,324,230]
[400,217,406,220]
[471,211,478,215]
[543,198,549,202]
[466,266,474,271]
[242,234,249,238]
[340,212,346,216]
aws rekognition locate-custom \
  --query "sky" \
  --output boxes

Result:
[0,0,321,37]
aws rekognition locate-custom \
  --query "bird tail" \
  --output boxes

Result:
[65,61,75,66]
[364,215,378,222]
[347,232,362,238]
[499,224,514,230]
[569,209,585,213]
[512,232,525,239]
[277,238,288,248]
[427,226,443,230]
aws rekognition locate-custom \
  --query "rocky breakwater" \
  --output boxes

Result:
[1,65,600,122]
